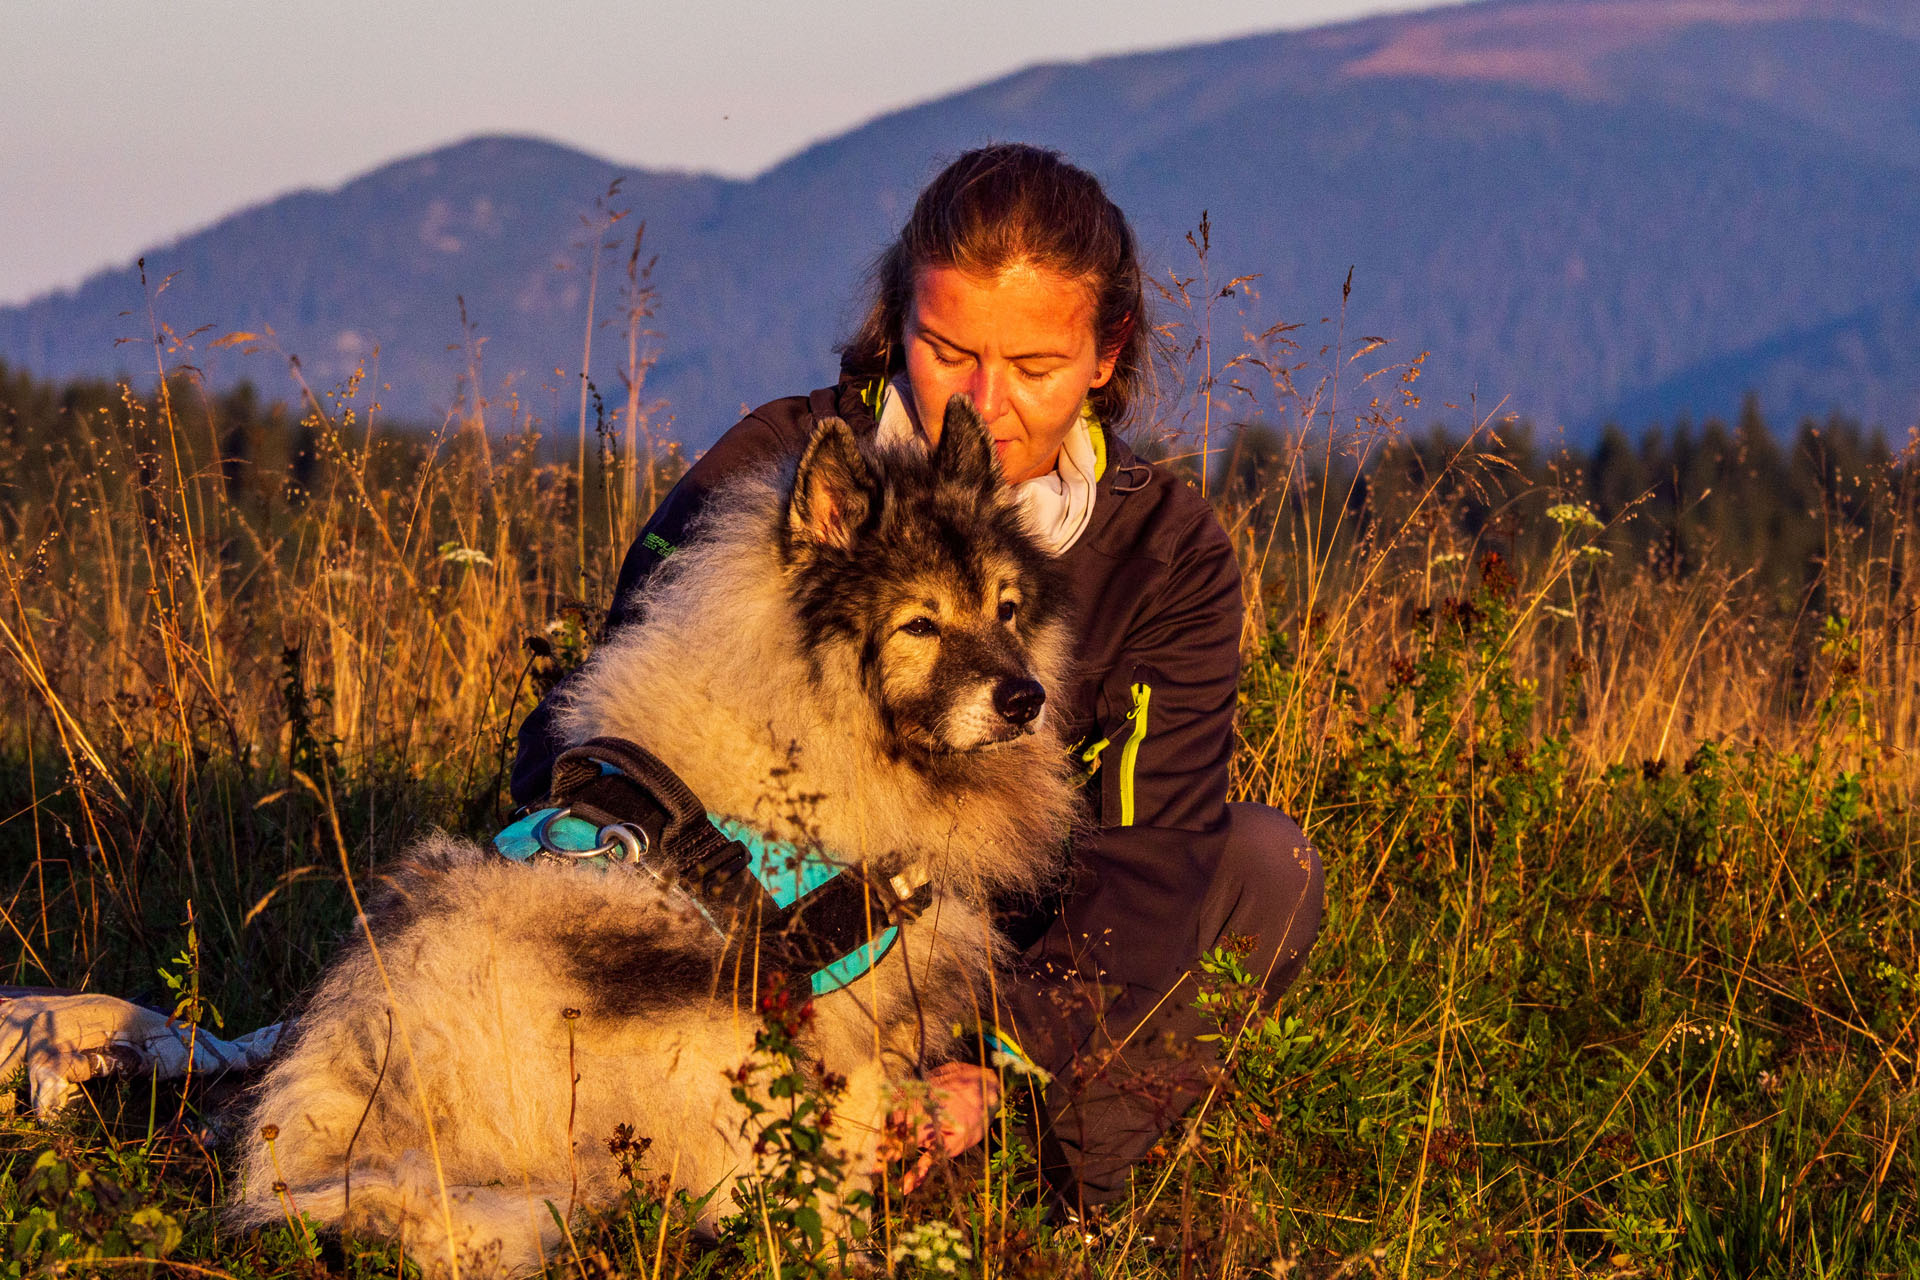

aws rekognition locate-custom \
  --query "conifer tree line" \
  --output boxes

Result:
[1210,392,1915,616]
[4,359,1913,622]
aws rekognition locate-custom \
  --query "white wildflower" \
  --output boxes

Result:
[1668,1019,1740,1049]
[890,1222,972,1274]
[1546,503,1604,532]
[439,545,494,567]
[1430,551,1466,568]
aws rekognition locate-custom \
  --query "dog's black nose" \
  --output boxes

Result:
[993,679,1045,726]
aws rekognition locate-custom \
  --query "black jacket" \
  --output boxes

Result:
[511,380,1243,1077]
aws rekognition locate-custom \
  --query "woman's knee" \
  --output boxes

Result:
[1213,803,1325,995]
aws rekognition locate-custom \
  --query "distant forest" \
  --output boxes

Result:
[1195,395,1912,624]
[2,359,1912,626]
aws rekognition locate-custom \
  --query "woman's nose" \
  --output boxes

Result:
[968,363,1009,422]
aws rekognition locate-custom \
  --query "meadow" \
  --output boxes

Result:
[0,253,1916,1278]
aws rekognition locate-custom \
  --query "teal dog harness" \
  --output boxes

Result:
[493,737,929,996]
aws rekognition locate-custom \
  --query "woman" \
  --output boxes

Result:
[512,143,1324,1211]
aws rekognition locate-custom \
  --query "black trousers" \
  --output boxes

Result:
[1028,803,1325,1209]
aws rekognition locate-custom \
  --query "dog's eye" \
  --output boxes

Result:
[900,617,940,638]
[997,600,1018,624]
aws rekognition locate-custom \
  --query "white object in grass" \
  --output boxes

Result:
[0,992,280,1120]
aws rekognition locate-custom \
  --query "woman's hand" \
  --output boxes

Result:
[882,1061,1002,1192]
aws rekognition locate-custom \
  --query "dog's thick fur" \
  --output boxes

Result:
[230,401,1080,1274]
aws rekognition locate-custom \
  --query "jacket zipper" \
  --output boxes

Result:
[1117,681,1153,825]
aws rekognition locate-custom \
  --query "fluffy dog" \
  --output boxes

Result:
[229,399,1079,1273]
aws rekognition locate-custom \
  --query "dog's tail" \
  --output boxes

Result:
[232,1151,569,1279]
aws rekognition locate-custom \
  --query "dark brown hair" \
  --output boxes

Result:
[840,144,1149,428]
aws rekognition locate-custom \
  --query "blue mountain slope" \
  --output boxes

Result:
[1604,284,1920,433]
[0,138,728,426]
[3,0,1918,446]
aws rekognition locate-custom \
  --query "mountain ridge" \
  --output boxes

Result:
[5,0,1918,446]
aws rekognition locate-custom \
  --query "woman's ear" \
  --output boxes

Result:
[1089,311,1129,390]
[789,417,874,552]
[935,394,998,485]
[1089,351,1119,389]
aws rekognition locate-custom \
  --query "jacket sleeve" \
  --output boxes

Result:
[999,507,1244,1078]
[508,411,798,806]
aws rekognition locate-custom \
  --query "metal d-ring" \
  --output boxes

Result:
[530,807,586,856]
[531,807,650,863]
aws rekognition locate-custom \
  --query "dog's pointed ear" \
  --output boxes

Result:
[935,394,999,487]
[789,417,874,552]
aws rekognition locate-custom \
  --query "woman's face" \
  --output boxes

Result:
[904,263,1117,485]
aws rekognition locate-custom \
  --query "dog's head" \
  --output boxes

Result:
[783,396,1069,761]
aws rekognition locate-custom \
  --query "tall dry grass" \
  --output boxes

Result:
[0,251,676,1008]
[1145,231,1918,811]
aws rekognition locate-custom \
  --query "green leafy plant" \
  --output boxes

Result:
[3,1149,182,1276]
[723,974,873,1277]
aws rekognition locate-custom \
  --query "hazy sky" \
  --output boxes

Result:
[2,0,1455,306]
